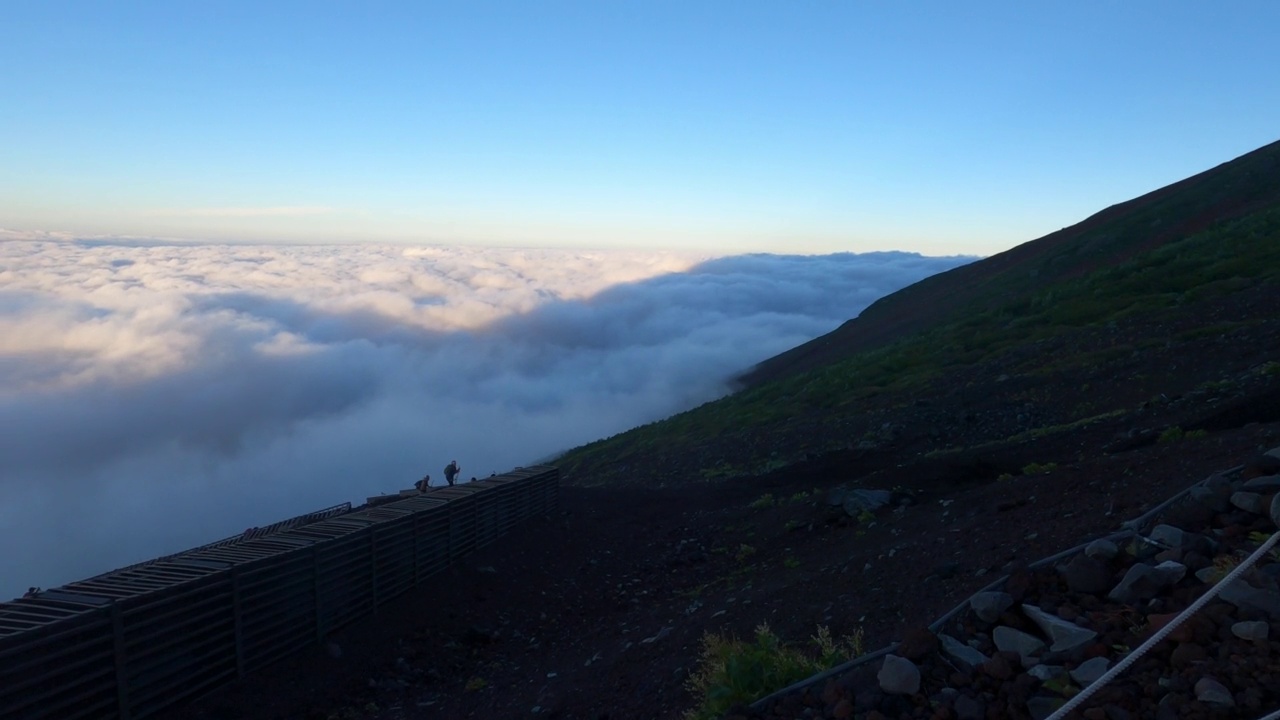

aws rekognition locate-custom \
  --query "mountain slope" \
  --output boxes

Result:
[742,138,1280,388]
[558,138,1280,488]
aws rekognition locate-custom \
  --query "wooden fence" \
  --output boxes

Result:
[0,466,559,720]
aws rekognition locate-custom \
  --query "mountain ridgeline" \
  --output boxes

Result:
[558,139,1280,488]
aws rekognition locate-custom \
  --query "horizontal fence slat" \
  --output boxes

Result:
[0,465,559,720]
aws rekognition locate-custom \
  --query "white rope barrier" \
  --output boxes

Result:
[1045,530,1280,720]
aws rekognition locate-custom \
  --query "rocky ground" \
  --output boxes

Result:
[163,423,1280,720]
[162,288,1280,720]
[744,451,1280,720]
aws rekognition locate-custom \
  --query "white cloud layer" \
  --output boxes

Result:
[0,239,974,598]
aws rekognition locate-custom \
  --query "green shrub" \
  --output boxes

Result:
[683,624,863,720]
[1158,426,1185,443]
[1021,462,1058,475]
[783,557,800,569]
[749,493,776,509]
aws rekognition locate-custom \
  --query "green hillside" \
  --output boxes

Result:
[558,139,1280,487]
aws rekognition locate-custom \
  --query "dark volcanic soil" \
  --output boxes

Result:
[164,287,1280,720]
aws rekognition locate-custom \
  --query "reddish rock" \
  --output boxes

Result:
[822,679,844,706]
[898,626,940,661]
[1171,642,1206,668]
[981,654,1014,681]
[833,698,854,719]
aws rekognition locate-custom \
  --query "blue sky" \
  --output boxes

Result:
[2,1,1277,255]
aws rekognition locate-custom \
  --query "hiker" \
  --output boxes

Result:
[414,475,431,492]
[444,460,460,486]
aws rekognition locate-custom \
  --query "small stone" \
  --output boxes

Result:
[1243,475,1280,493]
[1194,677,1235,707]
[993,625,1046,661]
[939,633,988,671]
[877,654,921,695]
[1109,563,1175,603]
[1060,554,1112,594]
[1070,656,1110,685]
[970,592,1014,623]
[1149,524,1187,548]
[1219,578,1280,619]
[1085,539,1118,561]
[1231,491,1267,514]
[896,627,939,661]
[1027,664,1065,682]
[1232,620,1270,640]
[1271,493,1280,530]
[1022,604,1098,653]
[1153,560,1187,584]
[1188,485,1231,513]
[981,653,1014,680]
[833,698,853,718]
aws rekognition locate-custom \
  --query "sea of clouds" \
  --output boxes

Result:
[0,236,974,598]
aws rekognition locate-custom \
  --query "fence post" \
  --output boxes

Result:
[370,529,379,617]
[111,601,131,720]
[312,544,324,645]
[231,569,245,679]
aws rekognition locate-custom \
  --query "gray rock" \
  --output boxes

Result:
[953,694,985,720]
[993,625,1046,661]
[1027,664,1066,682]
[1194,677,1235,707]
[939,633,989,671]
[1267,446,1280,460]
[1109,563,1176,603]
[1189,485,1231,512]
[1070,656,1110,685]
[877,653,920,695]
[1149,524,1187,548]
[1195,566,1219,584]
[1153,560,1187,585]
[844,489,893,517]
[1027,696,1065,720]
[1243,474,1280,493]
[1231,620,1269,640]
[825,488,848,506]
[1218,579,1280,619]
[970,591,1014,623]
[1272,493,1280,530]
[1084,539,1118,561]
[1060,554,1112,594]
[1231,491,1267,514]
[1022,604,1098,653]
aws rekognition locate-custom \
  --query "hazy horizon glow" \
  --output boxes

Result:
[0,238,974,598]
[3,2,1279,255]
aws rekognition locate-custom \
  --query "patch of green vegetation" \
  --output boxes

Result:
[556,180,1280,487]
[683,624,863,720]
[735,544,757,562]
[783,557,800,569]
[749,493,776,509]
[464,677,488,692]
[1157,426,1207,443]
[783,519,804,531]
[788,491,811,503]
[1021,462,1058,475]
